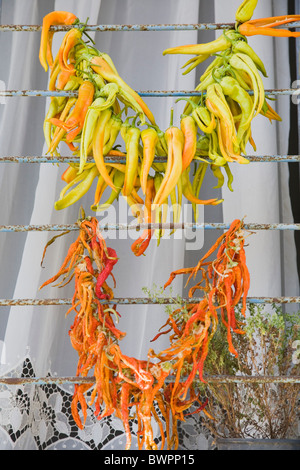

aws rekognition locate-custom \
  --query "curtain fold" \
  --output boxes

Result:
[0,0,298,450]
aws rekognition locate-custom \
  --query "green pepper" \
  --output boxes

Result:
[96,82,119,109]
[233,40,267,77]
[153,172,164,244]
[224,163,234,192]
[181,53,211,75]
[94,170,125,213]
[208,131,227,166]
[80,97,106,173]
[103,113,123,155]
[55,165,99,210]
[59,168,90,200]
[93,73,106,90]
[93,108,116,191]
[211,163,225,189]
[207,82,250,164]
[183,70,217,115]
[191,162,208,221]
[196,135,210,157]
[200,56,224,82]
[163,30,240,58]
[219,75,254,144]
[181,167,221,206]
[206,84,237,131]
[194,105,216,134]
[56,76,83,108]
[229,52,265,119]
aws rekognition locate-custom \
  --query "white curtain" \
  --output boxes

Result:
[0,0,298,450]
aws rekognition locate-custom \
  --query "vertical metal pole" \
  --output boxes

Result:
[294,0,300,288]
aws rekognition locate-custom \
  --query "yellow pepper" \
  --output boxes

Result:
[153,125,184,208]
[140,128,159,195]
[55,165,99,210]
[235,0,258,25]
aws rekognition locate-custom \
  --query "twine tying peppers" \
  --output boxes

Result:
[39,216,250,450]
[39,3,288,257]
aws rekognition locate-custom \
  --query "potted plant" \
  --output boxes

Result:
[192,303,300,450]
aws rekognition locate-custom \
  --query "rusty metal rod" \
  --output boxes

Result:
[0,88,297,98]
[0,297,299,306]
[0,375,299,385]
[0,223,299,232]
[1,155,299,163]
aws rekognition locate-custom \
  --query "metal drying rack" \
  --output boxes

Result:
[0,20,299,387]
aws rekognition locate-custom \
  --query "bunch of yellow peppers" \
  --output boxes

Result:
[163,1,282,202]
[39,2,281,255]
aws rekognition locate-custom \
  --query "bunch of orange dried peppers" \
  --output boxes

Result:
[40,217,250,450]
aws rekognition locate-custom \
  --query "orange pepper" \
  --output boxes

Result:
[49,80,95,143]
[120,383,132,450]
[180,115,198,172]
[59,28,82,72]
[140,128,159,194]
[71,383,92,430]
[61,165,78,183]
[56,68,76,91]
[131,178,155,256]
[39,11,78,72]
[152,126,184,207]
[47,97,77,155]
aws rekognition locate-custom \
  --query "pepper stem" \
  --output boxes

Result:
[123,114,139,128]
[75,17,95,45]
[211,68,222,84]
[223,28,247,45]
[142,122,165,138]
[175,96,197,110]
[78,206,86,222]
[169,107,174,127]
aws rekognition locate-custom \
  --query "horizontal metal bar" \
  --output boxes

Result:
[0,23,236,33]
[0,155,299,164]
[2,22,300,33]
[0,297,299,306]
[0,375,299,385]
[0,90,79,98]
[139,89,299,97]
[0,89,297,98]
[0,223,299,233]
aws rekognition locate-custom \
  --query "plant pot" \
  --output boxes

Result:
[215,438,300,450]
